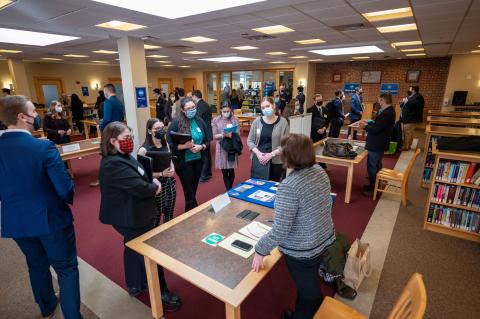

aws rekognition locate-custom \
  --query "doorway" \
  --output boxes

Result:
[34,77,65,106]
[183,78,197,93]
[158,78,173,95]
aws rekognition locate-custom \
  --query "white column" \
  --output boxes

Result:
[117,36,150,150]
[7,58,31,97]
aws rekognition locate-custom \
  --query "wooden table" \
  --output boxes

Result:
[126,197,281,319]
[32,129,45,138]
[81,119,100,139]
[426,116,480,127]
[428,110,480,118]
[237,113,259,133]
[347,121,366,140]
[58,137,101,161]
[314,138,368,203]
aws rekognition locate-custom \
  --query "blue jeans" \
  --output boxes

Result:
[14,225,82,319]
[367,150,384,188]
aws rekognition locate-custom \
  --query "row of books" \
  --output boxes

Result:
[431,183,480,209]
[435,161,480,185]
[422,168,433,183]
[427,204,480,233]
[424,153,436,168]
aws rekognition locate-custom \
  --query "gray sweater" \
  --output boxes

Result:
[255,165,335,259]
[247,116,290,164]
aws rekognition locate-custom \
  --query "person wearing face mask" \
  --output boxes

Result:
[153,88,167,123]
[348,87,364,140]
[168,97,212,211]
[0,95,83,319]
[247,97,290,182]
[43,100,72,144]
[192,90,213,183]
[164,92,176,125]
[138,118,177,224]
[98,121,182,309]
[327,89,345,138]
[307,94,329,143]
[212,102,242,190]
[99,83,125,132]
[400,85,424,150]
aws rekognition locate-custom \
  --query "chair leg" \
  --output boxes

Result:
[373,177,380,200]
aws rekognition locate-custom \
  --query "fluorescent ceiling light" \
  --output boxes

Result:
[377,23,417,33]
[392,41,422,47]
[295,39,325,45]
[91,60,109,63]
[472,50,480,53]
[198,56,260,63]
[180,36,216,43]
[144,44,161,50]
[310,45,383,56]
[0,49,21,53]
[252,25,294,35]
[155,60,172,63]
[0,0,13,10]
[231,46,259,50]
[93,50,117,54]
[400,48,424,52]
[406,53,426,57]
[163,64,175,67]
[146,54,168,58]
[64,54,89,58]
[0,27,79,46]
[178,65,191,68]
[183,51,208,54]
[269,61,286,64]
[309,59,323,62]
[41,57,63,61]
[92,0,266,19]
[362,7,413,22]
[352,56,370,60]
[288,55,308,59]
[266,51,287,56]
[96,20,146,31]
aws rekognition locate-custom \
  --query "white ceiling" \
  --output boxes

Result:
[0,0,479,69]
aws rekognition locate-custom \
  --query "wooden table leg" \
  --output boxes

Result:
[345,164,354,203]
[225,303,241,319]
[95,125,100,138]
[84,124,90,139]
[144,256,164,319]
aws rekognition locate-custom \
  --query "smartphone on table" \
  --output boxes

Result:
[231,240,253,252]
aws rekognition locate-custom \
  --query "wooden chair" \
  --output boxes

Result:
[233,109,242,115]
[373,148,421,206]
[314,273,427,319]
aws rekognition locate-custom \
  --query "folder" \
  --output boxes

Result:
[169,131,192,144]
[145,150,172,172]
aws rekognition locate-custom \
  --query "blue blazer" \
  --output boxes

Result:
[100,95,125,131]
[0,131,74,238]
[349,94,363,121]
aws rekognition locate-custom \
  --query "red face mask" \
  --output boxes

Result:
[118,137,133,154]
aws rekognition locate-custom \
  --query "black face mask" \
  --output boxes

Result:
[25,114,41,131]
[154,129,166,140]
[316,101,323,106]
[407,90,413,96]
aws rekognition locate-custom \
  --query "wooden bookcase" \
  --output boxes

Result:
[420,125,480,188]
[424,142,480,243]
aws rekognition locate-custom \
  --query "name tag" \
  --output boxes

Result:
[197,127,202,133]
[137,166,145,176]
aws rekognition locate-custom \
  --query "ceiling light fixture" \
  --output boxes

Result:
[41,57,63,61]
[266,51,287,56]
[0,49,22,53]
[269,61,286,64]
[252,25,294,34]
[351,56,370,60]
[178,65,191,68]
[155,60,172,63]
[144,44,161,50]
[231,46,259,50]
[288,55,308,59]
[96,20,146,31]
[91,60,109,63]
[310,45,383,56]
[64,54,89,58]
[405,53,426,57]
[0,0,14,10]
[198,56,260,63]
[392,41,422,47]
[0,27,79,46]
[377,23,417,33]
[180,36,216,43]
[183,50,208,54]
[362,7,413,22]
[163,64,175,66]
[295,39,325,45]
[146,54,168,58]
[400,48,424,52]
[309,59,323,62]
[470,50,480,53]
[93,50,118,54]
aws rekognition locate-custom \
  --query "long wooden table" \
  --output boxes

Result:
[237,113,259,133]
[81,119,100,139]
[426,116,480,127]
[58,137,101,161]
[314,138,368,203]
[126,197,281,319]
[428,110,480,118]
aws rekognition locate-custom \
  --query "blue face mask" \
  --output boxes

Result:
[262,107,274,117]
[186,108,197,119]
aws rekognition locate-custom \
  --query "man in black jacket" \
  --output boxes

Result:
[192,90,213,182]
[153,88,166,123]
[328,89,345,138]
[296,86,306,114]
[360,92,396,196]
[307,94,329,142]
[400,85,424,150]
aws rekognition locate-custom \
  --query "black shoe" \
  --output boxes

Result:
[281,310,293,319]
[162,291,182,311]
[128,287,145,297]
[41,296,59,318]
[199,176,212,183]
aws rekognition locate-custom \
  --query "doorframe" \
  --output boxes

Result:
[183,78,197,92]
[34,77,65,105]
[157,78,173,94]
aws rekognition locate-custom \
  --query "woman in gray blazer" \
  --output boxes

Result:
[247,97,289,181]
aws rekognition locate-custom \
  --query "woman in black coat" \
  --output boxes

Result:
[98,121,181,310]
[70,93,84,133]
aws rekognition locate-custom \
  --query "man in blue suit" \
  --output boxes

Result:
[0,95,83,319]
[328,89,345,138]
[348,87,364,139]
[99,83,125,132]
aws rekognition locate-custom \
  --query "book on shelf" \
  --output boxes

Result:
[435,160,480,185]
[422,167,433,183]
[427,204,480,233]
[431,183,480,208]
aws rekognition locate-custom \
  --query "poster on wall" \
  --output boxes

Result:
[344,83,360,95]
[264,81,275,96]
[362,71,381,83]
[380,83,400,96]
[135,87,148,108]
[81,86,89,96]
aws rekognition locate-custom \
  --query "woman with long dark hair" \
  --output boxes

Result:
[70,93,84,134]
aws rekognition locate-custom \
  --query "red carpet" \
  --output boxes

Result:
[69,133,399,318]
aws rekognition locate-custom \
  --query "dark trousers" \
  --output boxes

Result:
[200,144,213,181]
[284,254,324,319]
[367,150,384,188]
[177,159,203,211]
[113,225,168,293]
[347,118,360,139]
[328,117,343,138]
[14,225,82,319]
[221,168,235,190]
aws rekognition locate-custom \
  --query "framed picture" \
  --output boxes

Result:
[332,72,342,82]
[361,71,381,84]
[406,70,421,82]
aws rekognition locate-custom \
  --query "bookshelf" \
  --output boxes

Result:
[421,125,480,188]
[424,142,480,243]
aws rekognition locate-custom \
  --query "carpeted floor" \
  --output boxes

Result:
[370,136,480,319]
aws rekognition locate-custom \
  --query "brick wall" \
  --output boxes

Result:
[314,57,451,120]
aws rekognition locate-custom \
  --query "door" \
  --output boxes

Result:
[183,78,197,93]
[34,77,65,106]
[158,78,173,95]
[107,77,124,105]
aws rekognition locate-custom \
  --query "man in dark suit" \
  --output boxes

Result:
[296,86,306,114]
[400,85,424,150]
[0,95,82,318]
[99,83,125,132]
[359,92,396,196]
[307,94,329,143]
[153,88,166,123]
[328,89,345,138]
[192,89,213,183]
[348,87,364,139]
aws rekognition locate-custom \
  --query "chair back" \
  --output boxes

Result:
[401,148,421,188]
[387,273,427,319]
[233,109,242,115]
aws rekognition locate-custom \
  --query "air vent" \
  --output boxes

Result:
[166,45,193,50]
[333,23,370,32]
[241,34,276,41]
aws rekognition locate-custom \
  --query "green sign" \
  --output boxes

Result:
[202,233,224,246]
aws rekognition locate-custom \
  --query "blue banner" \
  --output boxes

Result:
[380,83,400,96]
[81,86,89,96]
[344,83,359,95]
[135,87,147,108]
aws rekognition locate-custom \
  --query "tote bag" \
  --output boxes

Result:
[343,239,372,290]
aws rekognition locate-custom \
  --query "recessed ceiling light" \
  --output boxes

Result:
[41,57,63,61]
[144,44,161,50]
[198,56,260,63]
[405,53,426,57]
[352,56,370,60]
[146,54,168,58]
[269,61,286,64]
[266,51,287,56]
[0,0,14,10]
[91,0,266,19]
[362,7,413,22]
[400,48,424,52]
[178,65,191,68]
[392,41,422,47]
[0,27,79,46]
[377,23,417,33]
[0,49,21,53]
[309,59,323,62]
[183,50,208,54]
[96,20,146,31]
[288,55,308,59]
[93,50,118,54]
[470,50,480,53]
[180,36,216,43]
[155,60,172,63]
[310,45,383,56]
[91,60,109,63]
[231,46,259,50]
[64,54,89,58]
[163,64,175,67]
[295,39,325,45]
[252,25,294,35]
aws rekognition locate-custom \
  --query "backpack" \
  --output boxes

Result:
[325,100,336,121]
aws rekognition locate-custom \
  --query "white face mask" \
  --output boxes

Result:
[222,111,231,119]
[55,106,63,113]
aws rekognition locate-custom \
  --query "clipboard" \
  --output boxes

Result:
[137,154,153,182]
[169,131,192,144]
[146,150,172,172]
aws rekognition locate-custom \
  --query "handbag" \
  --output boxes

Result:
[343,239,372,290]
[322,141,357,159]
